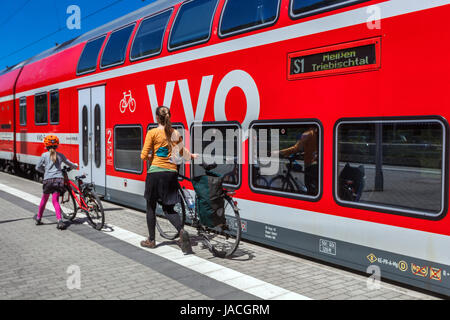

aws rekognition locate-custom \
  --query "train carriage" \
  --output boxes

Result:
[0,0,449,296]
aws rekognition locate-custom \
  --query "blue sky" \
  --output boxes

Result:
[0,0,157,69]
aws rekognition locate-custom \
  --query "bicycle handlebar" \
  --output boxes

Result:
[62,166,87,181]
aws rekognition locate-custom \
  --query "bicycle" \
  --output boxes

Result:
[119,90,136,113]
[155,164,242,258]
[60,167,105,230]
[252,159,270,188]
[269,153,308,194]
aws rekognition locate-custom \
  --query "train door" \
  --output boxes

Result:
[78,86,106,196]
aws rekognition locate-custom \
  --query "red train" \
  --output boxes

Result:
[1,0,449,296]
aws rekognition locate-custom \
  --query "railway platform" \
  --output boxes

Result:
[0,172,441,301]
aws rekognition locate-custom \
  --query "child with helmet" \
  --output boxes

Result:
[35,135,78,230]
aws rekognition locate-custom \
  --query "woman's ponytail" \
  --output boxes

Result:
[156,106,174,152]
[49,148,57,163]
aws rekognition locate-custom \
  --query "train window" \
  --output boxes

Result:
[94,105,101,169]
[50,90,59,124]
[34,93,48,125]
[77,36,106,75]
[249,121,322,200]
[191,122,241,189]
[101,24,135,69]
[146,123,186,177]
[19,97,26,126]
[290,0,370,19]
[168,0,219,51]
[335,118,447,218]
[114,125,143,174]
[219,0,281,38]
[130,9,173,61]
[82,106,89,166]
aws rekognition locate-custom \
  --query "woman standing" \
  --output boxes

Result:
[140,106,198,251]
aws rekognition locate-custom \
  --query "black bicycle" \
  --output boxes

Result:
[269,153,308,193]
[155,164,242,258]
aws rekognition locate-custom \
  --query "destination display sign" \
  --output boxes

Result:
[288,38,380,80]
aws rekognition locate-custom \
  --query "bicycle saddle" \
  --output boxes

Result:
[75,175,86,180]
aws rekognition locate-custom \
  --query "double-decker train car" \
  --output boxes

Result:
[1,0,450,296]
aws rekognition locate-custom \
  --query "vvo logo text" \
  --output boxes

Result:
[146,70,260,141]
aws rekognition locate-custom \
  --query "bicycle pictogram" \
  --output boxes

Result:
[119,90,136,113]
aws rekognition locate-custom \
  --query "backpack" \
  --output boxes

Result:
[192,173,226,228]
[338,163,365,201]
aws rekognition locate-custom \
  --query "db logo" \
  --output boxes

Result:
[119,90,136,113]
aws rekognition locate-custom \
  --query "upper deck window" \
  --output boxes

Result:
[77,36,106,75]
[100,24,135,69]
[219,0,280,38]
[168,0,218,51]
[290,0,370,19]
[130,9,173,61]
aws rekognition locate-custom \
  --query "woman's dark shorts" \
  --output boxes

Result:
[144,171,180,205]
[43,178,65,195]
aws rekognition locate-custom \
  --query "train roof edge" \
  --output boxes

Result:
[0,0,182,76]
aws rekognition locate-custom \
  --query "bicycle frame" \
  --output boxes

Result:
[63,175,89,211]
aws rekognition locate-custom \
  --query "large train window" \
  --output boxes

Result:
[191,122,241,189]
[146,123,186,177]
[168,0,219,51]
[219,0,281,38]
[290,0,370,20]
[114,125,143,174]
[77,35,106,75]
[249,120,322,201]
[130,9,173,61]
[34,93,48,125]
[19,97,26,126]
[50,90,59,124]
[335,118,448,219]
[101,24,135,69]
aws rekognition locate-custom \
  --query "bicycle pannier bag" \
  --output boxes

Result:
[192,175,226,228]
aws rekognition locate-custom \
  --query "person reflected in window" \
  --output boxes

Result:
[277,126,318,195]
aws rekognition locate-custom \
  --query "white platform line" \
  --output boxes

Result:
[0,182,311,300]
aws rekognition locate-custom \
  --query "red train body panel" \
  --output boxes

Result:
[1,0,449,295]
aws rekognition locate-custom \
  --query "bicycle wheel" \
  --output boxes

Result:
[60,186,78,221]
[85,191,105,230]
[255,176,269,188]
[269,175,296,193]
[156,189,186,240]
[206,196,241,258]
